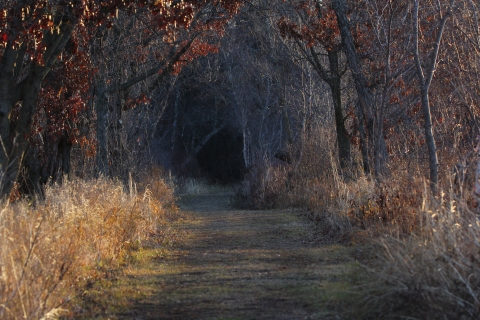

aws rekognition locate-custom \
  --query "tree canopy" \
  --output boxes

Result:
[1,0,479,198]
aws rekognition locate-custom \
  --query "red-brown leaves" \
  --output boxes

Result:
[278,2,341,51]
[0,0,245,166]
[31,27,92,148]
[277,17,301,39]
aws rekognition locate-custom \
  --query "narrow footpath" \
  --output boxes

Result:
[111,193,360,319]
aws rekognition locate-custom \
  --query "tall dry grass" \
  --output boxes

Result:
[0,168,176,320]
[298,147,480,318]
[304,150,480,318]
[355,188,480,319]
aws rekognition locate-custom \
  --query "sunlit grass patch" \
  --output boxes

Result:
[0,168,177,320]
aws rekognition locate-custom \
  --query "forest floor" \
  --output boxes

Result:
[81,193,366,319]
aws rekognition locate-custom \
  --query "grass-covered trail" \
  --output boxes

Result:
[89,193,362,319]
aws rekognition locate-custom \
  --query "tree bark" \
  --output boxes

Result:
[41,135,72,183]
[96,86,109,176]
[0,72,43,199]
[328,50,351,168]
[0,45,19,167]
[22,147,44,200]
[356,100,370,174]
[0,5,28,172]
[60,136,72,178]
[420,87,439,189]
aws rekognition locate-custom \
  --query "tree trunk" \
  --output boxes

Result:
[171,86,180,151]
[332,0,373,131]
[242,126,250,168]
[0,52,16,169]
[42,134,58,183]
[0,69,43,199]
[475,135,480,196]
[16,145,44,200]
[356,100,370,174]
[282,105,294,146]
[306,46,351,169]
[41,134,72,184]
[412,0,452,191]
[328,50,351,168]
[374,121,389,177]
[0,45,24,198]
[60,136,72,178]
[420,87,439,188]
[96,86,109,177]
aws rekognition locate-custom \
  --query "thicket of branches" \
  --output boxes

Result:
[2,0,478,194]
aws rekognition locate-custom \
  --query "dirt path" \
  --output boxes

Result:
[110,193,360,319]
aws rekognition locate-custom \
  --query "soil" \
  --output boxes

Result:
[97,193,362,319]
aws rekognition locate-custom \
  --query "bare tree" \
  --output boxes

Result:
[412,0,454,190]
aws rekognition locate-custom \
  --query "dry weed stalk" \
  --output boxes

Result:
[0,169,176,320]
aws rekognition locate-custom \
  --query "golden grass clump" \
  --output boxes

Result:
[0,170,177,320]
[357,189,480,319]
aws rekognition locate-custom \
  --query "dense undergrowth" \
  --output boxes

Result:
[235,128,480,319]
[0,167,177,320]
